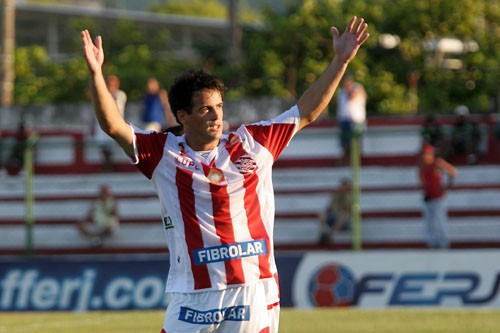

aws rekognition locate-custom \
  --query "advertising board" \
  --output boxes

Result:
[1,250,499,311]
[293,250,500,308]
[0,255,169,311]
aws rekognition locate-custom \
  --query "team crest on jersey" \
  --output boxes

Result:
[234,155,257,175]
[207,168,224,184]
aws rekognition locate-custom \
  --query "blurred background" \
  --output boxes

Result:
[1,0,500,312]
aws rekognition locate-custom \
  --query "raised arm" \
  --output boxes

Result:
[297,16,369,130]
[436,157,458,189]
[81,30,134,156]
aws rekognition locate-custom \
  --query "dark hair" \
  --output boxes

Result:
[168,69,225,123]
[162,125,184,136]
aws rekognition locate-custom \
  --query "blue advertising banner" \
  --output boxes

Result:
[4,250,498,311]
[0,255,170,311]
[0,253,302,311]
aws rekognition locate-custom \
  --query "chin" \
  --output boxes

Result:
[204,132,221,143]
[209,129,223,138]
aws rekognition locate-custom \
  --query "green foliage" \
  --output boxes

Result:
[356,0,500,114]
[11,0,500,115]
[240,0,346,102]
[14,46,88,105]
[240,0,499,115]
[149,0,227,18]
[13,16,193,105]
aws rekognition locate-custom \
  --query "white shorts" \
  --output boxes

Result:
[161,278,280,333]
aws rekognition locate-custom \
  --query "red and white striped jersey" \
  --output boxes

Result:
[131,106,300,293]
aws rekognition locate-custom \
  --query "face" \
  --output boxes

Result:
[106,77,119,93]
[100,185,111,198]
[339,181,351,193]
[343,76,354,89]
[146,78,160,94]
[422,150,435,164]
[178,89,224,151]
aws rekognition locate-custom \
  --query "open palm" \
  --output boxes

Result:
[332,16,369,64]
[81,30,104,74]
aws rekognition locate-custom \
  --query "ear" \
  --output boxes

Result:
[176,109,188,125]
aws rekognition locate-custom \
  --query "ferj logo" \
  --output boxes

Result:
[293,251,500,308]
[307,263,355,307]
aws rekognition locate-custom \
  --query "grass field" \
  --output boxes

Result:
[1,308,500,333]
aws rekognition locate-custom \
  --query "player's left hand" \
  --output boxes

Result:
[81,30,104,74]
[331,16,369,64]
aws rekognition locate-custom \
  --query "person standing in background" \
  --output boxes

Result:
[421,114,450,159]
[5,120,27,176]
[107,75,127,116]
[419,144,457,249]
[336,75,366,165]
[451,105,482,165]
[142,77,177,131]
[94,75,127,172]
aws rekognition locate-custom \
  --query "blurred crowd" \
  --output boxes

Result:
[421,105,483,165]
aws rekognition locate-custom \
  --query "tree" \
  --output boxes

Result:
[1,0,15,106]
[365,0,500,114]
[240,0,367,109]
[240,0,500,115]
[13,17,189,105]
[11,0,500,115]
[150,0,227,18]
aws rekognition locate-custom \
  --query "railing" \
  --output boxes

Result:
[1,122,500,256]
[23,132,38,257]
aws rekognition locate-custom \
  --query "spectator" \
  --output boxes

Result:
[78,184,120,247]
[421,114,450,159]
[141,77,177,131]
[107,75,127,116]
[318,179,353,245]
[0,129,3,173]
[336,75,367,165]
[5,120,27,176]
[94,75,127,172]
[451,105,481,165]
[418,144,457,249]
[495,114,500,154]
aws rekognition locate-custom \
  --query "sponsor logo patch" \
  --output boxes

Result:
[193,239,268,265]
[179,305,250,324]
[163,216,174,230]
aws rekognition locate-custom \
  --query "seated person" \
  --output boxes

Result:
[318,179,353,245]
[421,114,450,159]
[5,121,27,176]
[78,184,119,246]
[451,105,481,164]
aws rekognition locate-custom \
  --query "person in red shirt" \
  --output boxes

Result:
[419,144,457,249]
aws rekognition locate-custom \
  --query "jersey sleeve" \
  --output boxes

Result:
[130,125,168,179]
[242,105,300,161]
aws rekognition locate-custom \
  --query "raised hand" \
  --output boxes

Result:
[331,16,369,64]
[81,30,104,74]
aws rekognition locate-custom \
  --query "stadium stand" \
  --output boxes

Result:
[1,116,500,255]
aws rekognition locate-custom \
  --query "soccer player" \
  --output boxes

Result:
[81,16,368,333]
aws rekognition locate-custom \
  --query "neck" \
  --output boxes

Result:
[185,137,219,152]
